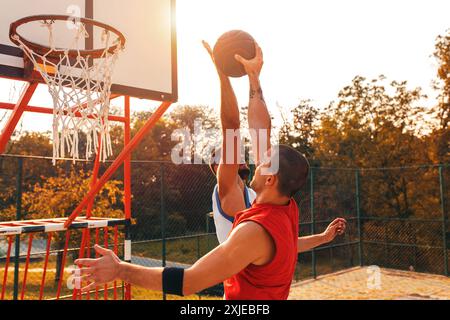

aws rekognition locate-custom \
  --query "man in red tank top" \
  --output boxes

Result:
[74,40,345,300]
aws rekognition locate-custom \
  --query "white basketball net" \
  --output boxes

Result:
[12,19,124,164]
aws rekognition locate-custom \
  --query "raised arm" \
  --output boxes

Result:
[74,221,274,296]
[235,43,271,166]
[203,41,246,216]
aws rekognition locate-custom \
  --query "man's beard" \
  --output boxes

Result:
[238,168,251,181]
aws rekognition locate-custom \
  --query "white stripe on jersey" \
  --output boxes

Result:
[211,185,257,244]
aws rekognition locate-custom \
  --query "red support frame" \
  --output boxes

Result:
[0,80,174,301]
[0,102,127,122]
[124,96,132,220]
[124,96,132,299]
[0,82,38,153]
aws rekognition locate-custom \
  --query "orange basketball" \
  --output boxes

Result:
[213,30,256,77]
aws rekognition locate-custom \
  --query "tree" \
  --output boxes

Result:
[0,169,123,221]
[430,30,450,164]
[316,76,432,218]
[279,100,319,159]
[0,132,55,214]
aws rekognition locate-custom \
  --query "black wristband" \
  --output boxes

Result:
[162,267,185,296]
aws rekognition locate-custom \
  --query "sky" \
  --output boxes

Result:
[1,0,449,134]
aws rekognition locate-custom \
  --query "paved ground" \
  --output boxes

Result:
[289,266,450,300]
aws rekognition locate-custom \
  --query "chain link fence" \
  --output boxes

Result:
[1,154,449,299]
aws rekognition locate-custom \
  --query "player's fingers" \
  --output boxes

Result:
[93,244,110,256]
[74,258,97,267]
[76,267,95,276]
[202,40,213,56]
[332,218,347,226]
[329,219,340,227]
[234,54,247,63]
[329,224,339,234]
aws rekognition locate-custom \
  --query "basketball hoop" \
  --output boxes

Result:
[9,15,126,163]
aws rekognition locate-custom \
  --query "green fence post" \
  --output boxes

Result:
[439,165,448,276]
[13,157,23,300]
[310,168,316,278]
[355,169,363,267]
[160,163,167,300]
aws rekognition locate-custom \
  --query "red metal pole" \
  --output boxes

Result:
[20,234,34,300]
[103,227,108,300]
[95,228,100,300]
[113,225,119,300]
[86,229,91,300]
[39,233,52,300]
[73,232,88,300]
[0,82,38,154]
[1,236,13,300]
[56,231,71,300]
[124,96,132,300]
[124,96,131,219]
[64,101,172,228]
[0,103,127,123]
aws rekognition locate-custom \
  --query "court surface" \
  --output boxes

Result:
[289,267,450,300]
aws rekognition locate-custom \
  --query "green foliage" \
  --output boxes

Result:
[0,170,124,221]
[7,132,53,156]
[430,29,450,165]
[433,30,450,130]
[280,100,319,158]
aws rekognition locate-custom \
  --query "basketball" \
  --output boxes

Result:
[213,30,256,77]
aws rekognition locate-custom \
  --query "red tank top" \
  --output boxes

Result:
[224,199,299,300]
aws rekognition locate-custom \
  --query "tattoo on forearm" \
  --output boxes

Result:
[250,87,265,102]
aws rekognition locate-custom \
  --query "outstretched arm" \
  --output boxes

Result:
[236,43,271,166]
[298,218,347,253]
[74,221,274,296]
[203,41,246,216]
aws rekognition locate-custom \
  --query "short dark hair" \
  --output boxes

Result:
[273,145,310,197]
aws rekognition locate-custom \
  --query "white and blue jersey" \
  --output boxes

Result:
[211,184,257,244]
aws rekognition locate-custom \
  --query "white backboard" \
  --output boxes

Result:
[0,0,177,102]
